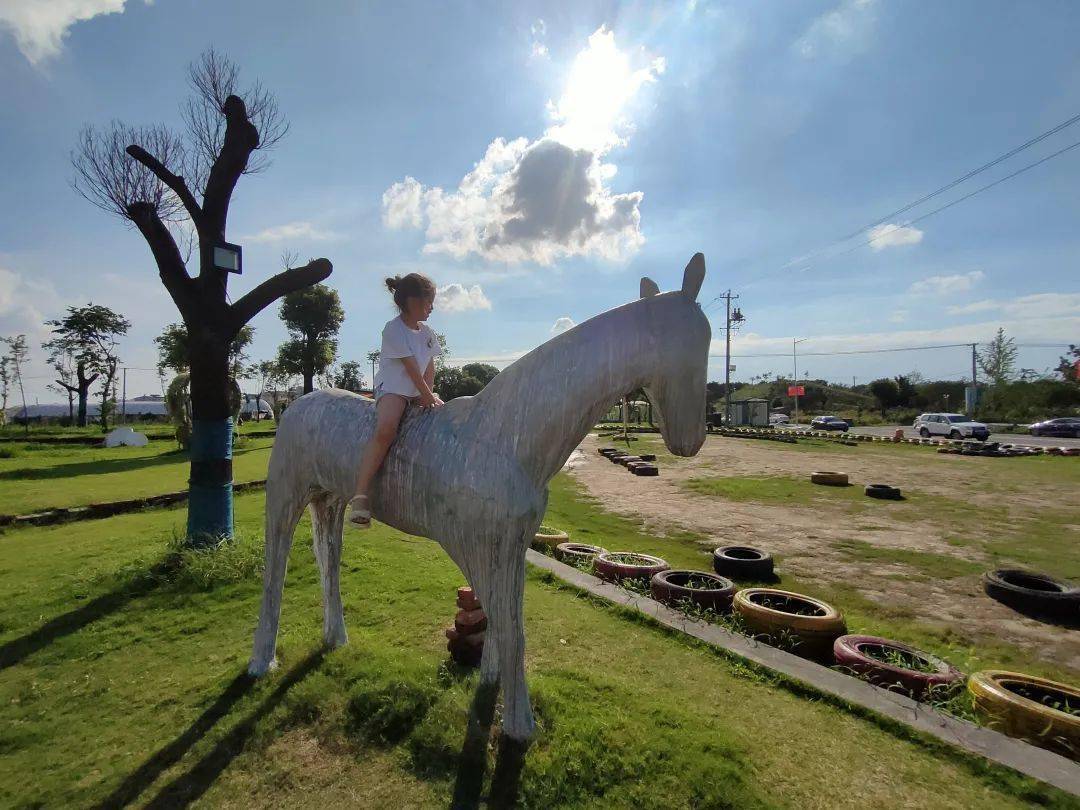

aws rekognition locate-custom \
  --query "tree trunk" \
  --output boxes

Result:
[303,370,314,395]
[187,333,234,547]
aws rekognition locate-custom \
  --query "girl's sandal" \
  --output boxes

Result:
[348,495,372,528]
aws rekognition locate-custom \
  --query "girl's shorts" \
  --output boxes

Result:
[374,383,419,405]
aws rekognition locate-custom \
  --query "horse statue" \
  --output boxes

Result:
[249,254,712,749]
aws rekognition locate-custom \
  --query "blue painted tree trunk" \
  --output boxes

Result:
[187,417,234,546]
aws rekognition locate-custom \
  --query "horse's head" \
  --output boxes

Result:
[640,253,711,457]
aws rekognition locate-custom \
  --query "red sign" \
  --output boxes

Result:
[787,385,805,397]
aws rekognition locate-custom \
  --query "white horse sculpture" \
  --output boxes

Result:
[249,254,711,746]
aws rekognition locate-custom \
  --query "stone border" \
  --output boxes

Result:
[0,479,267,529]
[525,549,1080,797]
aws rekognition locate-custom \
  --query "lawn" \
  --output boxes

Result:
[0,436,274,514]
[0,485,1074,807]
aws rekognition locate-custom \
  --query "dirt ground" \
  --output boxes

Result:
[570,433,1080,677]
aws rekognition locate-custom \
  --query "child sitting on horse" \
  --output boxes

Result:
[349,273,444,526]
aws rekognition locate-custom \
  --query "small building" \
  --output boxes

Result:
[728,398,769,427]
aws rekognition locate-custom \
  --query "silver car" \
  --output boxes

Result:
[913,413,989,440]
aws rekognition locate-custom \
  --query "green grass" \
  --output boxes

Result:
[0,437,273,514]
[832,538,985,579]
[1,488,1073,807]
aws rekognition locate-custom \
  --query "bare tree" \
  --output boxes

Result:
[72,49,332,545]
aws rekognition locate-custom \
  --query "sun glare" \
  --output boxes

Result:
[546,27,665,153]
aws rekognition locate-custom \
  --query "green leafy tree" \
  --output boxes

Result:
[978,328,1018,385]
[434,362,499,400]
[276,283,345,394]
[43,305,130,428]
[71,48,333,545]
[894,375,917,408]
[335,360,365,393]
[1,336,29,433]
[1057,344,1079,384]
[869,377,900,418]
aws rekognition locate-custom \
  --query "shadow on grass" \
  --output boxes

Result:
[450,680,529,810]
[0,558,177,672]
[0,451,188,482]
[99,651,326,810]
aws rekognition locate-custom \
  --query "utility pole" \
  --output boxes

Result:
[969,343,977,417]
[793,338,807,424]
[121,367,127,423]
[721,290,744,425]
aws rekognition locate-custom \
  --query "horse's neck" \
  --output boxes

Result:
[475,302,650,485]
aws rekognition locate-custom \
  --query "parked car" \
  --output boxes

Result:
[769,413,790,426]
[913,413,989,440]
[1028,417,1080,438]
[810,415,849,432]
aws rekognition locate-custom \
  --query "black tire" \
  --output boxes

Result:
[864,483,903,500]
[632,464,659,476]
[919,427,930,438]
[712,545,774,580]
[650,570,735,613]
[950,430,961,439]
[983,569,1080,620]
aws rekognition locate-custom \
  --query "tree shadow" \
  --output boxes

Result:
[0,557,176,672]
[99,651,326,810]
[0,451,188,482]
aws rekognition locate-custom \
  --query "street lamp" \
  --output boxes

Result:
[793,338,807,424]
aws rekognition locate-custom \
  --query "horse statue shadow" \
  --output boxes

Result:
[249,254,712,752]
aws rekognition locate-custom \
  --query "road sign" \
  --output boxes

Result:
[787,385,805,396]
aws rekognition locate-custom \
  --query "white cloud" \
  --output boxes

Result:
[530,18,548,59]
[551,316,575,334]
[0,0,135,66]
[795,0,877,62]
[240,221,341,244]
[436,283,492,313]
[868,223,923,251]
[908,270,984,296]
[381,26,661,266]
[947,292,1080,319]
[888,309,908,324]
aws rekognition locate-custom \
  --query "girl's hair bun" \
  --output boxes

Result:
[385,276,399,293]
[386,272,437,313]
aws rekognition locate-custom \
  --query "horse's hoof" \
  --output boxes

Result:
[323,631,349,650]
[248,656,279,677]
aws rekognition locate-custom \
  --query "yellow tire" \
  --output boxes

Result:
[532,527,568,552]
[734,588,847,661]
[969,671,1080,760]
[810,471,849,486]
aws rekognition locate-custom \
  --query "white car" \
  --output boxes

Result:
[769,413,790,426]
[912,413,989,440]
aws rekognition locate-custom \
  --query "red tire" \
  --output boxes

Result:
[650,570,735,613]
[833,634,962,699]
[593,551,669,584]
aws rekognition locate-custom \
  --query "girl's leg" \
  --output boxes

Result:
[349,394,409,526]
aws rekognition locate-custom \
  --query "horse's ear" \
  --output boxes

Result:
[640,277,660,298]
[681,253,705,300]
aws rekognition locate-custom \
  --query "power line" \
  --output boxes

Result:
[711,339,1069,360]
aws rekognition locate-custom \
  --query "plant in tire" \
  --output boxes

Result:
[593,551,669,584]
[734,588,846,662]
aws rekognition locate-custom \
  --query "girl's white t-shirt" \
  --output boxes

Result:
[373,316,442,399]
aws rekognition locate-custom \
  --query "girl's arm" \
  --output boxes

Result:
[424,358,435,390]
[400,356,443,407]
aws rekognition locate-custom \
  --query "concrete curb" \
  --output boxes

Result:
[0,479,268,529]
[525,548,1080,797]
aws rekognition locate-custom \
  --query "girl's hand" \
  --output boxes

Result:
[420,392,444,409]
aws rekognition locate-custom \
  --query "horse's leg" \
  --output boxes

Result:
[310,492,348,649]
[485,536,535,743]
[249,480,307,676]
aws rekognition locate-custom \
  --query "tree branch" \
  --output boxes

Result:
[128,202,197,319]
[228,258,333,334]
[125,145,203,225]
[201,95,259,238]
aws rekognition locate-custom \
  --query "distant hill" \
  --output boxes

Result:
[728,380,875,414]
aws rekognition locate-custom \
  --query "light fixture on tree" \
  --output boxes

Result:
[213,240,243,274]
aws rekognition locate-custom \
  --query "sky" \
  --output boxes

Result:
[1,0,1079,404]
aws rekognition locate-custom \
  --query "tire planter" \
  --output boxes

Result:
[810,471,849,486]
[864,483,903,500]
[631,464,659,476]
[639,453,657,462]
[833,634,962,699]
[650,570,735,612]
[593,551,669,584]
[555,542,607,566]
[712,545,774,580]
[734,588,847,661]
[532,526,569,552]
[618,455,642,466]
[969,671,1080,760]
[983,569,1080,620]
